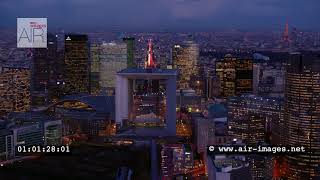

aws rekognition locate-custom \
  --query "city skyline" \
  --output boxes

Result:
[1,3,320,178]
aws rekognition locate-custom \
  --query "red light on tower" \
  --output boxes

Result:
[145,39,156,68]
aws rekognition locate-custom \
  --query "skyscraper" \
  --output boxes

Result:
[99,42,127,95]
[90,43,101,95]
[235,58,253,94]
[216,55,253,97]
[172,42,199,91]
[284,52,320,179]
[0,67,30,116]
[123,37,135,68]
[64,34,89,94]
[32,34,60,105]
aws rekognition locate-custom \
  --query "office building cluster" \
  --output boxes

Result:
[0,30,319,179]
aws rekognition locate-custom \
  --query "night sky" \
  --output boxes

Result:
[1,0,319,31]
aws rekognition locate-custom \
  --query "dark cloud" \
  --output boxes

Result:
[0,0,319,31]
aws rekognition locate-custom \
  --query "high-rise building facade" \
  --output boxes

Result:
[90,43,101,95]
[284,52,320,179]
[172,42,199,91]
[99,42,127,95]
[253,63,261,94]
[195,118,215,154]
[123,37,135,68]
[0,67,30,116]
[32,34,61,105]
[228,95,283,145]
[145,39,156,68]
[216,55,253,97]
[64,34,89,94]
[236,58,253,94]
[216,56,236,97]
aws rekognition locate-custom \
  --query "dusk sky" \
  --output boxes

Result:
[1,0,319,31]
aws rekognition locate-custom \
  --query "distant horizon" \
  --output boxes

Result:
[1,0,320,32]
[1,26,320,34]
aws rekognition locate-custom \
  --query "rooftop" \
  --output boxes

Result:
[117,68,177,75]
[210,155,249,173]
[116,127,175,137]
[54,95,115,118]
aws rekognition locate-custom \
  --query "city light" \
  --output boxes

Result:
[0,4,319,179]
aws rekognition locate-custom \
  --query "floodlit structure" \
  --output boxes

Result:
[116,68,177,136]
[64,34,89,94]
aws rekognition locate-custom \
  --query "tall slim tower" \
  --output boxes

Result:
[123,37,135,68]
[284,52,320,179]
[64,34,89,94]
[90,43,100,95]
[99,42,127,95]
[145,39,156,68]
[32,34,59,104]
[172,41,199,90]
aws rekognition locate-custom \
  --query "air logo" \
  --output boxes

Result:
[17,18,47,48]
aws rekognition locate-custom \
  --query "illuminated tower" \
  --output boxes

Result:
[90,43,100,95]
[172,41,199,90]
[64,34,89,94]
[284,52,320,179]
[145,39,156,68]
[0,67,30,115]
